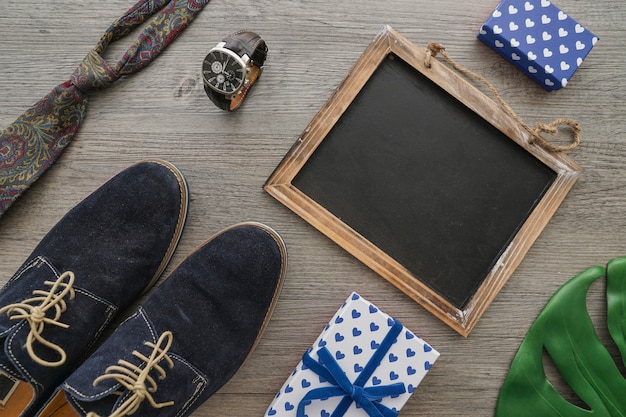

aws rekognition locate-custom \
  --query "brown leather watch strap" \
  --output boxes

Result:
[229,65,262,111]
[223,31,267,66]
[203,31,268,111]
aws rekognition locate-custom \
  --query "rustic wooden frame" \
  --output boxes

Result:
[264,26,582,336]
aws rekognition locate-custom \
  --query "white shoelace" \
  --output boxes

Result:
[86,331,175,417]
[0,271,76,367]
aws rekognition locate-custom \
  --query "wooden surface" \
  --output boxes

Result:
[0,0,624,416]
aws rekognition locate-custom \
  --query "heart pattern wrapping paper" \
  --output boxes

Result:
[264,292,439,417]
[478,0,598,91]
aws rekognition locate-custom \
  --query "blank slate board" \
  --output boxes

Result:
[264,26,582,336]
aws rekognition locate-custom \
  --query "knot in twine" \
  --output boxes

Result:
[424,43,581,153]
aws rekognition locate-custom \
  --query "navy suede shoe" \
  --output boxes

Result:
[0,160,189,417]
[36,222,287,417]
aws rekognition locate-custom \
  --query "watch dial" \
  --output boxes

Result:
[203,50,246,94]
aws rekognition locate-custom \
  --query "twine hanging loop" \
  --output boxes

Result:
[424,43,581,153]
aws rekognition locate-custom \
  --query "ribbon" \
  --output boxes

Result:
[297,320,406,417]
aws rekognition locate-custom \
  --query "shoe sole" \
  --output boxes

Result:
[138,159,190,294]
[236,222,288,365]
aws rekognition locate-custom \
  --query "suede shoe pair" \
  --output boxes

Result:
[0,160,287,417]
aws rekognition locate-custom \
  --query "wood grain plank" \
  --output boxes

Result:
[0,0,624,416]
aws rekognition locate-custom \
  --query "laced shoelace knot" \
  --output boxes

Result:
[0,270,76,367]
[86,331,175,417]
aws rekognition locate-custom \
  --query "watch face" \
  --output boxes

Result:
[202,48,247,95]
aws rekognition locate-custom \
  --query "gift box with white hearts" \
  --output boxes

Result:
[478,0,598,91]
[264,292,439,417]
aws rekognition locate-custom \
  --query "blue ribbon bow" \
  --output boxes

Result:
[297,320,406,417]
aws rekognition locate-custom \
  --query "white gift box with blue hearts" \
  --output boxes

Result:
[478,0,598,91]
[264,292,439,417]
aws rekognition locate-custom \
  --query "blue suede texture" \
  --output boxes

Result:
[0,257,116,392]
[57,223,287,417]
[0,160,188,417]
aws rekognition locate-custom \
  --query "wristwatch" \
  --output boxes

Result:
[202,31,268,111]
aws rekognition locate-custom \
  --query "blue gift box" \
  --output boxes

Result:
[478,0,598,91]
[264,293,439,417]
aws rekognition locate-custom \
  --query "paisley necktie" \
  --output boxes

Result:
[0,0,208,216]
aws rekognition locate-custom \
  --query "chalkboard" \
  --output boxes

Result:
[265,26,582,336]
